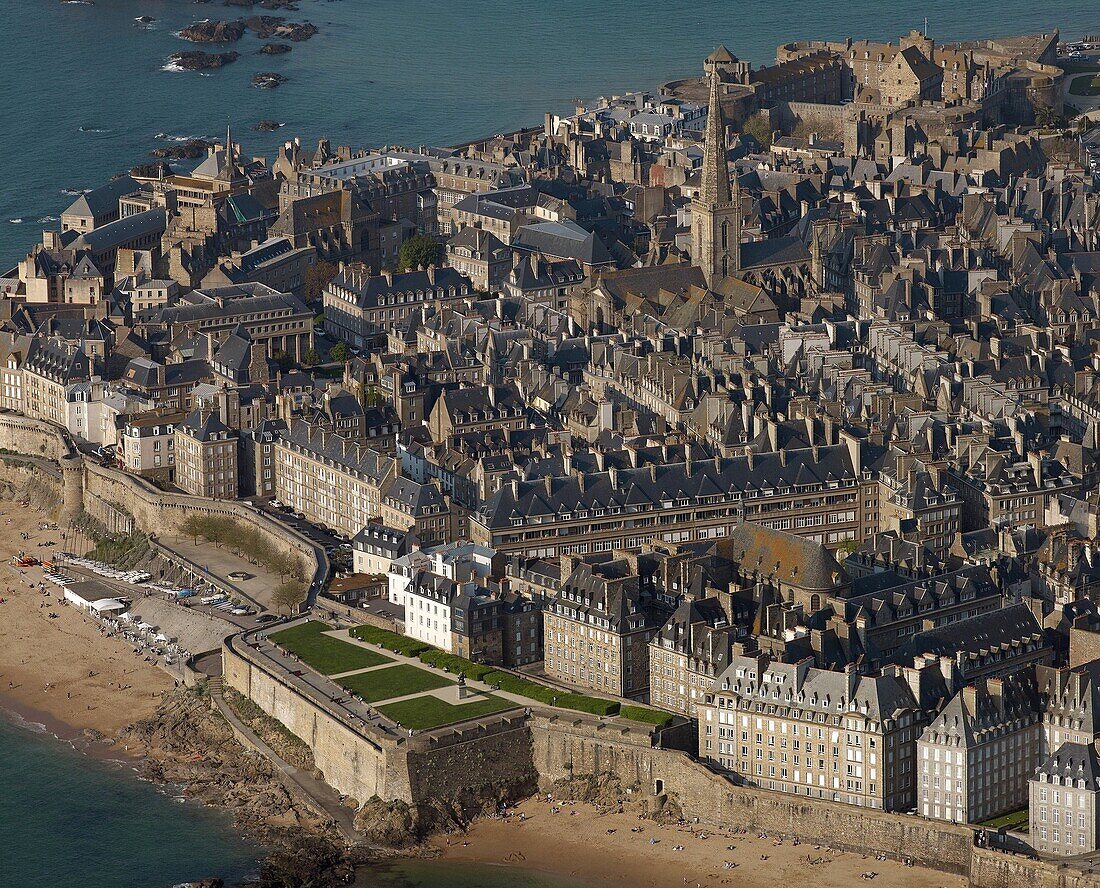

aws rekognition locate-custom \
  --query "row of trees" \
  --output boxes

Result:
[179,515,304,582]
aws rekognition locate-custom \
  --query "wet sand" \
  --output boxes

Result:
[0,501,173,741]
[431,796,966,888]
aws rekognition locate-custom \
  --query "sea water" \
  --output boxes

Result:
[3,0,1098,265]
[0,710,262,888]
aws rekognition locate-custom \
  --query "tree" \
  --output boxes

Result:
[398,235,441,272]
[304,260,338,302]
[272,580,305,614]
[742,112,774,151]
[302,348,322,366]
[329,341,350,363]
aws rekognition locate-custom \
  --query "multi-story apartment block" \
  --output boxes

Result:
[1037,660,1100,757]
[446,226,510,293]
[946,444,1078,532]
[0,333,30,413]
[120,408,187,484]
[544,553,675,700]
[387,542,497,656]
[878,462,961,558]
[474,439,874,558]
[353,523,416,577]
[1029,743,1100,856]
[917,674,1041,824]
[21,338,90,427]
[379,476,462,549]
[825,566,1004,667]
[700,652,941,811]
[273,418,398,538]
[138,283,313,363]
[323,265,473,349]
[649,595,735,717]
[239,417,286,499]
[173,408,238,499]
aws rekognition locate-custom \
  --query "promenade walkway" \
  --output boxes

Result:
[208,676,362,843]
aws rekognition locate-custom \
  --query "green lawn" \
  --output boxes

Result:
[979,807,1029,833]
[350,623,433,657]
[338,663,452,703]
[1069,74,1100,96]
[269,621,392,675]
[378,693,515,730]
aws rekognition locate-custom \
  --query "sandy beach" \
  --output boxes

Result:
[0,500,173,741]
[430,796,966,888]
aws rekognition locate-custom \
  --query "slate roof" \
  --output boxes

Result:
[479,444,861,530]
[512,219,614,266]
[63,176,139,220]
[716,653,926,723]
[1035,742,1100,788]
[68,209,166,254]
[177,408,234,442]
[739,235,811,270]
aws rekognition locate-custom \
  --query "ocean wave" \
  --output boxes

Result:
[37,216,59,224]
[60,189,83,196]
[1,709,49,733]
[161,62,186,74]
[79,126,108,134]
[155,133,210,143]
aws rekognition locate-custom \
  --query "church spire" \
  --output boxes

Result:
[691,71,741,287]
[700,73,732,208]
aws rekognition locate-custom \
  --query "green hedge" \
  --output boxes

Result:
[418,650,495,681]
[350,624,432,657]
[479,670,618,716]
[619,705,674,728]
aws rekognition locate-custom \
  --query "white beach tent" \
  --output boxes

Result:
[90,598,129,615]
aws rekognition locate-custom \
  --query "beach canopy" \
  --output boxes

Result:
[90,598,128,614]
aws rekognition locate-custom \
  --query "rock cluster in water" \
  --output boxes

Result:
[150,139,212,160]
[169,50,240,70]
[180,20,247,42]
[252,72,288,89]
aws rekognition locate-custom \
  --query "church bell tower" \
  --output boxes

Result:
[692,72,741,287]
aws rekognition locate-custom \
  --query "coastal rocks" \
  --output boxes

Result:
[130,161,173,178]
[179,20,247,43]
[258,42,292,55]
[244,16,318,41]
[134,15,155,25]
[168,50,240,71]
[225,0,301,8]
[354,798,424,847]
[122,687,354,887]
[252,119,283,132]
[252,72,288,89]
[150,139,210,160]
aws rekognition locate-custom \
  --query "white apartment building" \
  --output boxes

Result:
[387,542,493,651]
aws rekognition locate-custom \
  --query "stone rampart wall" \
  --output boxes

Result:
[970,848,1100,888]
[223,638,413,804]
[529,712,974,876]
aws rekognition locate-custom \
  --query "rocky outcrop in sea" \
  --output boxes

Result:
[252,72,288,89]
[168,50,240,71]
[180,20,247,42]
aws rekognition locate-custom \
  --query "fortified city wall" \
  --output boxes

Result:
[223,635,538,808]
[0,413,321,593]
